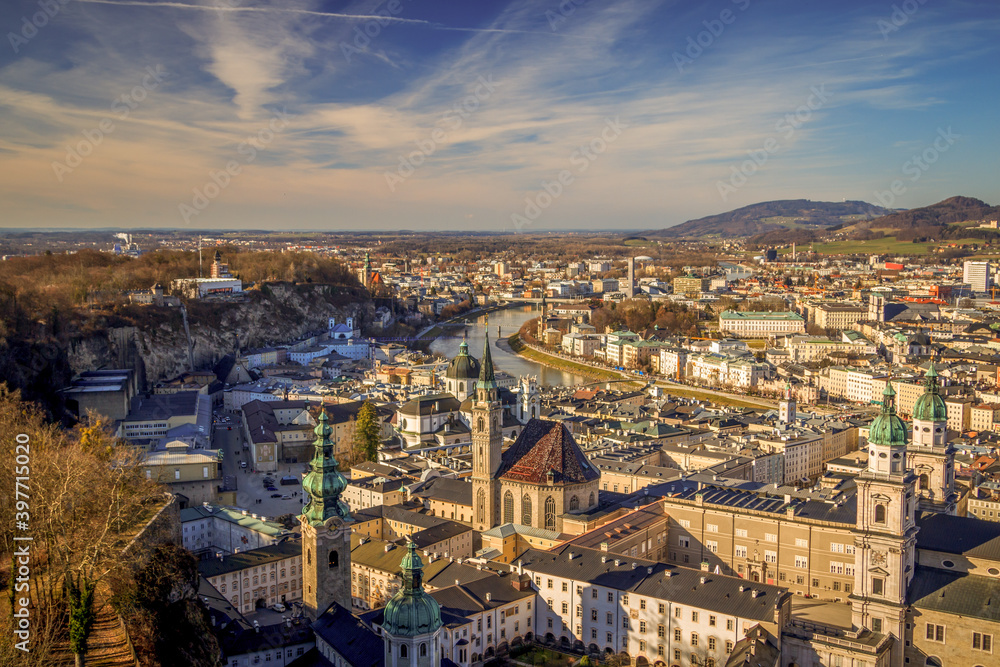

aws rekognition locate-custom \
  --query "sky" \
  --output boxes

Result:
[0,0,998,232]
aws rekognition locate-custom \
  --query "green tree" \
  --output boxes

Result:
[354,401,380,462]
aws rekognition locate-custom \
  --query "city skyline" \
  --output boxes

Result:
[1,0,999,231]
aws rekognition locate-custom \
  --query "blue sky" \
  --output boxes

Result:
[0,0,998,231]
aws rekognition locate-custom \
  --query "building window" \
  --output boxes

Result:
[691,632,698,647]
[674,629,681,642]
[708,637,716,650]
[925,623,945,642]
[973,632,993,652]
[544,496,556,531]
[503,491,513,524]
[562,582,568,592]
[872,577,884,596]
[569,496,579,511]
[476,488,486,524]
[875,504,887,524]
[522,495,532,526]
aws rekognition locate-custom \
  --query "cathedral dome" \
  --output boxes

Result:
[912,365,948,422]
[869,383,908,447]
[445,339,480,380]
[382,542,442,638]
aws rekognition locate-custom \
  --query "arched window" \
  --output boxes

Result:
[522,495,532,526]
[503,491,514,524]
[329,551,339,569]
[589,492,595,507]
[477,489,486,524]
[459,382,464,392]
[477,417,484,432]
[545,496,556,530]
[919,474,929,490]
[569,496,579,511]
[924,657,941,667]
[420,643,427,656]
[400,644,408,658]
[874,504,886,524]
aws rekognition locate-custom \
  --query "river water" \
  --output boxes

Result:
[427,304,588,387]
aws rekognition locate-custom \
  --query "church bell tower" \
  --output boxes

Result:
[471,322,502,531]
[300,410,353,620]
[852,383,917,667]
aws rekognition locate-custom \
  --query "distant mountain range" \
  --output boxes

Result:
[653,200,888,238]
[861,196,1000,230]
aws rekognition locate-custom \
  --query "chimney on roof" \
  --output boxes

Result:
[700,576,706,584]
[485,593,491,602]
[701,561,710,572]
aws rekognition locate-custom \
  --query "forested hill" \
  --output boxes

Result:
[653,200,887,238]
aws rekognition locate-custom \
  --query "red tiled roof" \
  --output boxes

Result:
[497,419,599,485]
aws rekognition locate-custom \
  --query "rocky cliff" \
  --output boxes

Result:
[3,282,370,418]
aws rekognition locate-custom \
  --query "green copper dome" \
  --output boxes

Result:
[445,338,480,380]
[301,410,351,526]
[869,382,909,447]
[382,542,442,638]
[912,365,948,423]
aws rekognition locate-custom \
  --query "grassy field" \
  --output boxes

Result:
[777,235,993,256]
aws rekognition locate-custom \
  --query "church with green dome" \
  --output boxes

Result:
[379,541,444,665]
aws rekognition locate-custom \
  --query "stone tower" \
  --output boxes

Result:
[381,541,444,666]
[300,410,353,620]
[471,324,502,532]
[852,382,917,667]
[778,382,796,424]
[908,364,956,514]
[360,250,372,289]
[517,375,540,424]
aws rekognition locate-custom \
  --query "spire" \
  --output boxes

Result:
[301,410,351,526]
[400,541,424,593]
[881,381,896,415]
[925,363,939,392]
[478,322,496,390]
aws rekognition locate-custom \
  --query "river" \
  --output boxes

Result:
[427,304,589,387]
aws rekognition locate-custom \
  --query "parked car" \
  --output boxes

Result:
[240,461,248,469]
[272,603,286,612]
[281,495,291,500]
[270,493,282,498]
[266,486,277,492]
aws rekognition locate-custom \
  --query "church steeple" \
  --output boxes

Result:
[301,410,351,526]
[478,322,497,391]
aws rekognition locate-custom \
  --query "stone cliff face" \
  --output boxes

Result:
[65,283,370,389]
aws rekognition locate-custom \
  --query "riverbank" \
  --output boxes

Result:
[507,333,781,410]
[507,334,636,384]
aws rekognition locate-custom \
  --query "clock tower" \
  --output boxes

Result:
[300,410,353,621]
[852,382,917,667]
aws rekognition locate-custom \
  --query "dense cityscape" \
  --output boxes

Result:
[3,1,1000,667]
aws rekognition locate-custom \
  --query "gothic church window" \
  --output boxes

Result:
[569,496,579,511]
[522,495,532,526]
[545,496,556,530]
[503,491,514,524]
